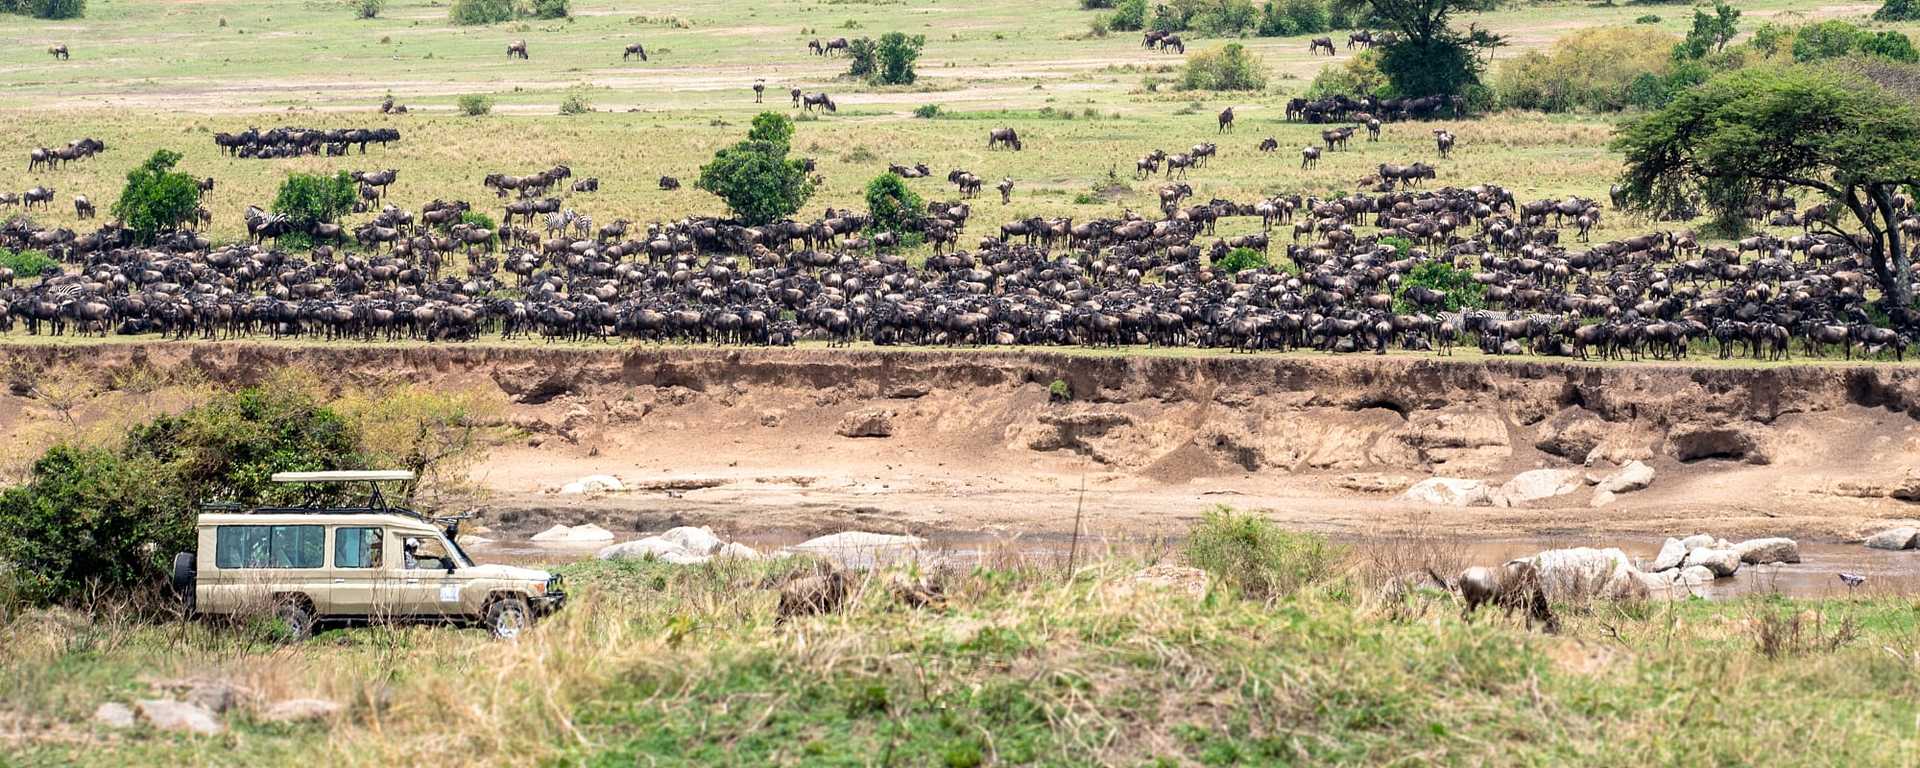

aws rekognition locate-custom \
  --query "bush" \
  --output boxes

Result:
[1267,0,1328,36]
[1395,260,1486,312]
[874,32,925,85]
[110,150,201,245]
[272,171,356,231]
[449,0,513,25]
[527,0,569,19]
[1088,14,1111,37]
[913,103,944,118]
[1304,49,1388,98]
[1213,247,1270,273]
[845,37,878,80]
[1793,20,1864,62]
[1494,26,1677,112]
[864,172,924,241]
[1861,30,1919,63]
[5,0,85,18]
[559,88,593,115]
[1110,0,1147,30]
[0,249,56,280]
[457,93,495,116]
[1876,0,1920,21]
[696,113,815,226]
[1635,14,1660,23]
[1180,43,1268,91]
[1080,0,1113,7]
[1191,0,1258,36]
[1185,507,1342,600]
[356,0,385,19]
[0,387,365,607]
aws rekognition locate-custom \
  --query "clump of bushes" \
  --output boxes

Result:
[1104,0,1347,38]
[1305,49,1388,98]
[457,93,495,116]
[449,0,566,25]
[272,171,356,231]
[1180,43,1268,91]
[0,0,86,19]
[845,32,924,85]
[912,103,944,119]
[1635,14,1661,24]
[0,248,56,280]
[111,150,202,245]
[1213,247,1270,273]
[1395,260,1486,312]
[1495,26,1679,112]
[558,88,593,115]
[1876,0,1920,21]
[1185,507,1343,600]
[863,172,924,243]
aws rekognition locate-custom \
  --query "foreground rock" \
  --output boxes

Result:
[1395,478,1491,507]
[1527,548,1645,600]
[134,699,223,736]
[1732,538,1801,565]
[783,531,926,569]
[836,409,894,438]
[531,523,616,543]
[262,699,342,724]
[1865,527,1920,550]
[93,702,136,729]
[1495,469,1583,506]
[1650,538,1688,572]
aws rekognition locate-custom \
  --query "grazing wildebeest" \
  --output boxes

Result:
[801,92,837,113]
[1458,560,1558,633]
[1300,146,1320,169]
[821,37,849,56]
[572,177,599,193]
[48,44,69,60]
[623,43,648,61]
[72,195,93,219]
[22,186,54,210]
[808,39,826,56]
[753,81,765,103]
[1309,37,1336,55]
[1434,129,1456,158]
[1258,137,1278,152]
[987,127,1022,151]
[1217,106,1235,133]
[1159,35,1185,54]
[1348,30,1374,48]
[506,40,529,59]
[659,176,681,190]
[997,177,1014,205]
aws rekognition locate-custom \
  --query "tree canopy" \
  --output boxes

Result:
[272,171,357,230]
[110,149,201,244]
[1336,0,1503,96]
[696,113,814,226]
[864,172,924,240]
[1613,65,1920,309]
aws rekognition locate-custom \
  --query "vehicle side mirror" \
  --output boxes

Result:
[445,562,457,574]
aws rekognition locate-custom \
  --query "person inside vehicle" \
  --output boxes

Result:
[403,537,420,570]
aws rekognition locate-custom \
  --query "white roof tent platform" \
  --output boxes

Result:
[271,470,416,483]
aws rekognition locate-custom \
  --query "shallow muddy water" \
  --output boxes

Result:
[463,530,1920,600]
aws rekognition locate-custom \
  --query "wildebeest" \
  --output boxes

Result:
[1217,106,1235,133]
[801,92,837,113]
[506,40,529,59]
[1348,30,1374,48]
[659,176,681,190]
[753,81,765,103]
[1458,560,1558,633]
[1258,137,1278,152]
[572,177,599,193]
[1158,35,1185,54]
[1309,37,1336,56]
[48,44,69,60]
[1434,129,1456,158]
[997,177,1014,205]
[1300,146,1320,169]
[987,127,1022,151]
[73,195,93,219]
[623,43,648,61]
[22,186,54,210]
[810,37,849,56]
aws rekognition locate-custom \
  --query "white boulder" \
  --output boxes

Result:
[1395,478,1492,507]
[717,542,761,560]
[1676,565,1717,587]
[1649,537,1688,572]
[1679,533,1718,550]
[659,526,724,555]
[785,531,926,569]
[1865,526,1920,551]
[1528,547,1637,599]
[1682,548,1741,578]
[1732,538,1800,565]
[559,475,625,495]
[1596,461,1656,494]
[531,523,616,543]
[1496,469,1584,506]
[93,702,136,729]
[134,699,223,736]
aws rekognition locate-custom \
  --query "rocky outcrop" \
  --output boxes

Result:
[1732,538,1801,565]
[1865,527,1920,550]
[836,409,895,438]
[1667,423,1769,464]
[1396,478,1492,507]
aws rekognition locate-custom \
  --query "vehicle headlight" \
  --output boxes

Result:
[531,581,546,595]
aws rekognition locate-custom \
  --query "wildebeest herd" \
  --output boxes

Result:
[2,154,1916,362]
[212,127,402,159]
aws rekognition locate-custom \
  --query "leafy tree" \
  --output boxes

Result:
[0,387,365,606]
[874,32,925,85]
[1305,50,1387,98]
[6,0,85,18]
[1496,26,1677,112]
[1110,0,1148,30]
[1793,20,1863,62]
[1614,65,1920,310]
[527,0,569,19]
[1394,260,1485,312]
[1336,0,1503,97]
[0,249,57,280]
[749,111,794,154]
[1876,0,1920,21]
[457,93,495,115]
[1675,2,1739,60]
[696,113,815,226]
[272,171,356,231]
[1180,43,1269,91]
[864,173,925,241]
[449,0,512,24]
[1861,30,1919,63]
[845,38,878,80]
[1213,247,1271,273]
[110,150,201,245]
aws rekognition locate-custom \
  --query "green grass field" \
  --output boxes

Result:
[2,0,1890,247]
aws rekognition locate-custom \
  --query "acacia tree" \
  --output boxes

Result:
[696,112,814,226]
[1614,65,1920,310]
[111,149,200,244]
[1334,0,1502,97]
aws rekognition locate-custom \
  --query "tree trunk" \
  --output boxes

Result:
[1871,184,1916,311]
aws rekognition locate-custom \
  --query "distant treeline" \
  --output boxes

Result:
[1085,0,1356,38]
[2,0,85,20]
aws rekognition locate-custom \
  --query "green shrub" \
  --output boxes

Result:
[272,171,356,231]
[913,103,944,118]
[1213,247,1270,273]
[1180,43,1268,91]
[1185,507,1343,600]
[0,249,57,279]
[527,0,569,19]
[1635,14,1660,23]
[1876,0,1920,21]
[874,32,925,85]
[1088,14,1111,37]
[1048,379,1072,401]
[457,93,495,116]
[1080,0,1113,7]
[356,0,385,19]
[0,387,365,607]
[1110,0,1147,30]
[458,211,498,239]
[864,172,924,240]
[449,0,513,25]
[1304,49,1388,98]
[110,150,202,245]
[8,0,85,19]
[1494,26,1677,112]
[559,88,593,115]
[1861,30,1919,63]
[1793,20,1864,62]
[696,113,815,226]
[1192,0,1258,36]
[1395,260,1486,312]
[846,37,878,79]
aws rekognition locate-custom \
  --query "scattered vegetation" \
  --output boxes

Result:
[558,87,593,115]
[0,248,56,280]
[1306,49,1388,99]
[1876,0,1920,22]
[1179,43,1268,92]
[1184,506,1342,599]
[456,93,495,116]
[448,0,513,25]
[1396,260,1487,312]
[272,171,356,231]
[0,0,85,19]
[696,112,815,226]
[912,103,944,119]
[1212,246,1270,273]
[845,33,924,85]
[355,0,385,19]
[109,149,201,245]
[1496,27,1679,113]
[863,172,924,242]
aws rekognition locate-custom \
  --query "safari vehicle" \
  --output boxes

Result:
[171,471,564,639]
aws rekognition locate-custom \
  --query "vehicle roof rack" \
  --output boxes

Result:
[271,470,416,483]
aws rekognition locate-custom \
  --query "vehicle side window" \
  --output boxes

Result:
[334,527,385,569]
[215,525,324,569]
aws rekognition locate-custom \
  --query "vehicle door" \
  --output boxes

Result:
[329,525,391,619]
[207,523,328,614]
[393,534,465,620]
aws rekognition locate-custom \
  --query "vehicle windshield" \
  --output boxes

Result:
[441,532,474,569]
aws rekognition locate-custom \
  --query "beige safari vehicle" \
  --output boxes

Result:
[172,471,565,639]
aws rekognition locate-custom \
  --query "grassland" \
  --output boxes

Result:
[5,552,1920,766]
[0,0,1900,248]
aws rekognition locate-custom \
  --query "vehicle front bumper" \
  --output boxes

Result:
[532,590,567,615]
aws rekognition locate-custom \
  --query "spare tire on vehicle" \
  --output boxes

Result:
[171,552,197,614]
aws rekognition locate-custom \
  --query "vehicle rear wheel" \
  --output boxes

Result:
[485,597,531,640]
[171,552,197,615]
[274,599,315,643]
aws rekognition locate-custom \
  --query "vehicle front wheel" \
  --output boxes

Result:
[485,597,532,640]
[274,599,315,643]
